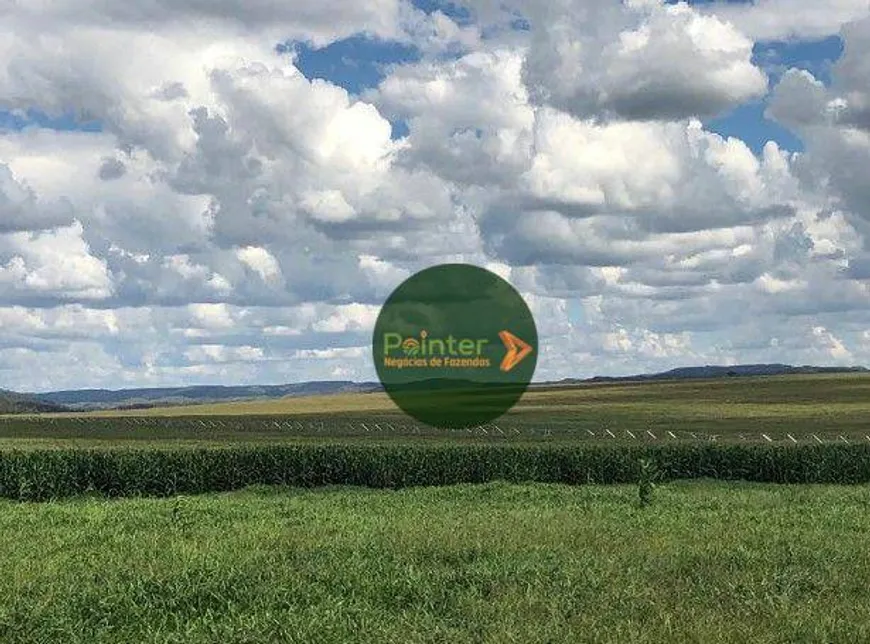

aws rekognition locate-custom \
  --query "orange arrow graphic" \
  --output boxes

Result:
[498,330,533,373]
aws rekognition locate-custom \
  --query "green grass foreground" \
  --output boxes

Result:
[2,481,869,643]
[6,443,870,500]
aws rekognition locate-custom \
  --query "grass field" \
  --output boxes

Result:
[3,373,870,448]
[2,480,870,643]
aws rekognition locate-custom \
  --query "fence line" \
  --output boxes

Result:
[1,415,869,445]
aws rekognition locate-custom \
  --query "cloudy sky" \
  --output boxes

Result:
[1,0,869,392]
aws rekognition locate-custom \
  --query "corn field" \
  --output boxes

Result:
[4,443,870,501]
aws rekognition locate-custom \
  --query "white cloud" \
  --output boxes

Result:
[369,47,535,185]
[756,273,806,294]
[0,0,869,391]
[235,246,282,284]
[311,303,380,333]
[514,112,798,231]
[0,164,75,233]
[764,14,870,289]
[0,222,114,301]
[811,325,854,361]
[187,303,236,330]
[184,344,265,364]
[522,0,767,121]
[700,0,870,41]
[292,346,367,359]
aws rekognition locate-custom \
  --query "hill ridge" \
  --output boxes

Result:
[5,363,866,412]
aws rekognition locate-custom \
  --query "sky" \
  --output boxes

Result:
[1,0,870,392]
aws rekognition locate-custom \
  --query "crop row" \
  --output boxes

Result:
[3,443,870,500]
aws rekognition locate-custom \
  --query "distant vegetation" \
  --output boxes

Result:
[558,362,869,384]
[0,390,65,414]
[27,381,383,411]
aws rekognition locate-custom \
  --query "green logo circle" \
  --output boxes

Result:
[372,264,538,428]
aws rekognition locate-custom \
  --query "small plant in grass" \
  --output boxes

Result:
[170,495,193,532]
[637,457,660,508]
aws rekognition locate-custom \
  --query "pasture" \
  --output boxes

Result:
[2,481,870,643]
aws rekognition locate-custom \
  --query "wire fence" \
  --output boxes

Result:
[1,415,869,445]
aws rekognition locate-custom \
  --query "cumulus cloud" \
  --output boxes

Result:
[369,47,535,185]
[183,344,265,364]
[699,0,870,41]
[0,164,75,233]
[766,14,870,244]
[521,0,768,121]
[0,222,114,303]
[0,0,869,390]
[235,246,282,284]
[476,112,805,272]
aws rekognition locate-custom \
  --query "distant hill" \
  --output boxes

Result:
[552,364,869,385]
[29,381,384,411]
[0,390,67,414]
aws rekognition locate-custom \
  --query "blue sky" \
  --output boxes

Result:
[0,108,103,134]
[706,35,844,154]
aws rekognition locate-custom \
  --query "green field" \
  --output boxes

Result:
[4,373,870,449]
[2,481,870,643]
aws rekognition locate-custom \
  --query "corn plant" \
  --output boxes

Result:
[637,457,660,508]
